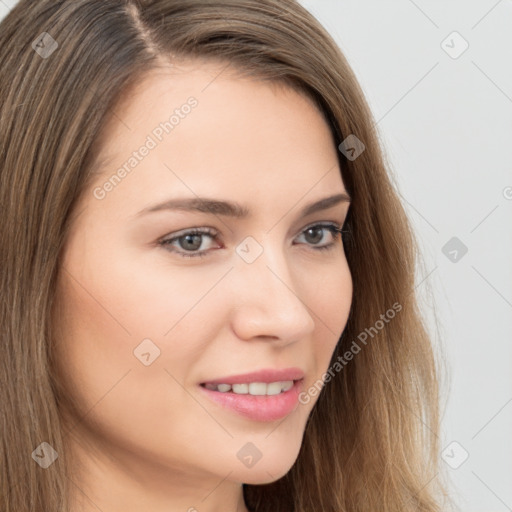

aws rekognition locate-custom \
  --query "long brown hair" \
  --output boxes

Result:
[0,1,450,510]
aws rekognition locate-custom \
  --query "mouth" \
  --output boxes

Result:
[198,378,305,422]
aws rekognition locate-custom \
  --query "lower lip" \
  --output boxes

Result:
[198,379,303,422]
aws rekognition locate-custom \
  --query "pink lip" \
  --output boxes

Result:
[198,378,304,422]
[200,367,305,385]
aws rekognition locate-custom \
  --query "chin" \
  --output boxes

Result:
[235,455,298,485]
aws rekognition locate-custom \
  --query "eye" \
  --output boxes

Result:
[159,228,219,259]
[294,223,344,251]
[158,222,347,259]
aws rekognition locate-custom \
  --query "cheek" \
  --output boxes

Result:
[51,265,137,420]
[51,257,212,454]
[52,235,144,420]
[311,256,352,327]
[52,241,226,411]
[307,259,352,376]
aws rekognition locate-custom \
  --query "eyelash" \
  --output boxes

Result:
[158,222,349,259]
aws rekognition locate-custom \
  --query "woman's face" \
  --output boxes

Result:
[53,60,352,503]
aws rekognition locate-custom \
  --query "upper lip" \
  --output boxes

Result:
[200,367,305,385]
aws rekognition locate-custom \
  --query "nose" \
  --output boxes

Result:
[228,241,316,345]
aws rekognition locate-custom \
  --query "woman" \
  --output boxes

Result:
[0,1,449,510]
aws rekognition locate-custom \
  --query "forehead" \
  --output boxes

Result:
[85,61,346,219]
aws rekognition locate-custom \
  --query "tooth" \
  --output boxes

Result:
[248,382,267,395]
[281,380,293,392]
[266,382,282,395]
[205,380,296,394]
[232,383,249,394]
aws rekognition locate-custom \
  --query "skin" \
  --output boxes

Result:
[52,59,353,512]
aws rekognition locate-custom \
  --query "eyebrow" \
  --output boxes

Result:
[134,192,351,219]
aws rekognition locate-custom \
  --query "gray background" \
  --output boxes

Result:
[1,1,511,510]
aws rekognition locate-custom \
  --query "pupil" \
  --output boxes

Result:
[181,234,202,250]
[305,227,323,244]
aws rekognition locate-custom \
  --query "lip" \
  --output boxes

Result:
[200,367,305,385]
[198,377,304,422]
